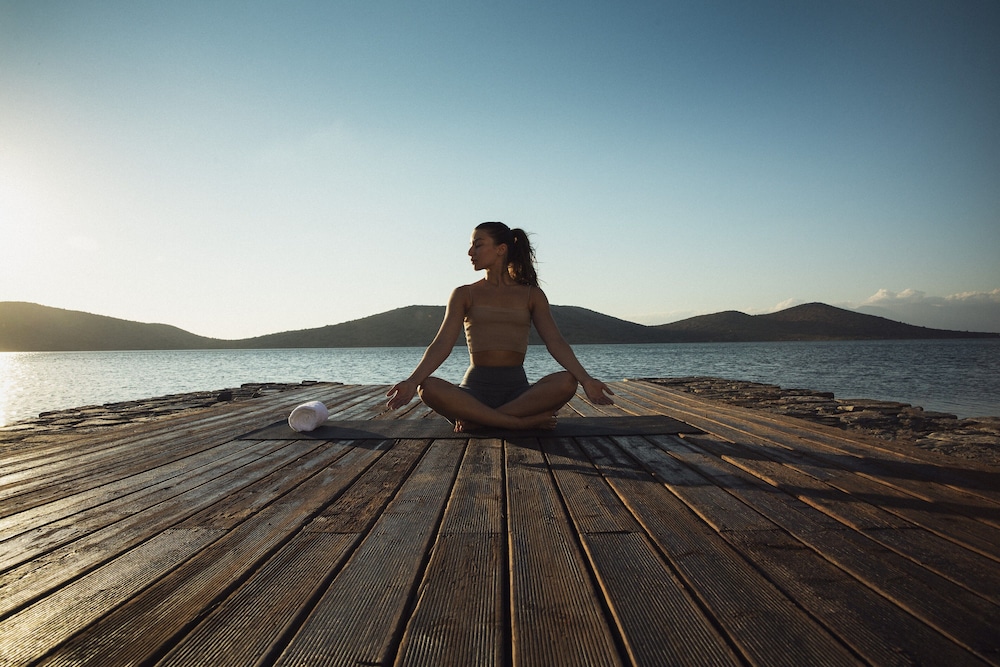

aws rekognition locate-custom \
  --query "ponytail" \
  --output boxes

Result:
[507,227,538,287]
[476,221,539,287]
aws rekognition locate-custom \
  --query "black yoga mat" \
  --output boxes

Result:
[241,415,701,441]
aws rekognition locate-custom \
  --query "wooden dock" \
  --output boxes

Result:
[1,380,998,666]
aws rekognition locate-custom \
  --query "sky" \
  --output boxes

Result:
[2,0,999,339]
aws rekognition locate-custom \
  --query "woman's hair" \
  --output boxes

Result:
[476,221,538,287]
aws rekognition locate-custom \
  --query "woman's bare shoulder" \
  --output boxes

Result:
[448,283,476,308]
[528,285,550,307]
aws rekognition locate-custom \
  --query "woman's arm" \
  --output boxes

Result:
[530,289,614,405]
[386,286,468,409]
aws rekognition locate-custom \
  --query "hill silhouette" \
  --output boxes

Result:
[0,302,223,351]
[1,301,995,352]
[232,305,660,348]
[653,302,993,342]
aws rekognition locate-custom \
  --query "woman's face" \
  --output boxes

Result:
[468,230,506,271]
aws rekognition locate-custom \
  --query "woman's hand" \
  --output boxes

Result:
[582,378,614,405]
[386,380,418,410]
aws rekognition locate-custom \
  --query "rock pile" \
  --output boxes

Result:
[0,381,335,442]
[648,377,1000,466]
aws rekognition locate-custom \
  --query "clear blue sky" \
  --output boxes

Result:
[2,0,998,337]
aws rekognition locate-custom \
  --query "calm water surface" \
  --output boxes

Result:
[1,339,998,426]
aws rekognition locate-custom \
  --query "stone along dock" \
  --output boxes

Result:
[1,380,998,665]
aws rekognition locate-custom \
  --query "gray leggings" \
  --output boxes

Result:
[459,365,531,409]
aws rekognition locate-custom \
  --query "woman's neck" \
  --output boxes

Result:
[481,267,516,287]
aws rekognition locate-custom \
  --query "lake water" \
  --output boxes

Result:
[1,339,998,426]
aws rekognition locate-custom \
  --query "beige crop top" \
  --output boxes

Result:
[463,287,532,355]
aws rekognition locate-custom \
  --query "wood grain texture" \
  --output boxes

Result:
[0,380,996,666]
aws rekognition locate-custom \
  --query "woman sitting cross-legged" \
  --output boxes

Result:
[386,221,613,432]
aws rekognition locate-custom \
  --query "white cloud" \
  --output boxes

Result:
[948,289,1000,305]
[631,309,701,325]
[856,288,1000,333]
[863,288,924,304]
[756,297,803,315]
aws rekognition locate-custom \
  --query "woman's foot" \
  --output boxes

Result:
[454,419,484,433]
[517,412,558,430]
[454,413,557,432]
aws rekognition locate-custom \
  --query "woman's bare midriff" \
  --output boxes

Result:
[470,350,526,367]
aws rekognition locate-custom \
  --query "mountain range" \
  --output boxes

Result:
[0,301,996,352]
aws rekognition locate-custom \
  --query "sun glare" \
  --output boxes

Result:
[0,353,35,427]
[0,353,17,426]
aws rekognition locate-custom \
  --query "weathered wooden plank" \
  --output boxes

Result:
[652,386,1000,544]
[396,534,506,667]
[0,437,280,547]
[675,429,1000,601]
[594,390,666,418]
[0,429,248,515]
[178,441,362,530]
[0,383,358,480]
[618,382,1000,560]
[505,437,623,667]
[0,440,309,610]
[770,453,1000,596]
[564,390,630,418]
[639,432,988,665]
[0,528,223,667]
[303,438,432,534]
[747,433,1000,545]
[156,532,356,667]
[0,384,367,517]
[545,436,742,666]
[624,380,1000,507]
[730,527,989,666]
[434,437,505,535]
[396,438,507,667]
[156,440,435,666]
[274,440,464,667]
[3,381,996,667]
[578,434,863,666]
[33,439,391,666]
[0,434,308,537]
[786,435,1000,544]
[543,436,642,534]
[0,383,350,472]
[677,431,1000,662]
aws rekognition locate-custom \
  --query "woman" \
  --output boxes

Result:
[386,221,613,431]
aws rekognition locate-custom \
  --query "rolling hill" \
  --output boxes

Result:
[653,302,993,342]
[0,301,995,352]
[0,302,224,351]
[230,304,664,349]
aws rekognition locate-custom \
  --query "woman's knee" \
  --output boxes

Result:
[418,376,459,408]
[417,376,444,401]
[546,371,578,399]
[563,372,579,395]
